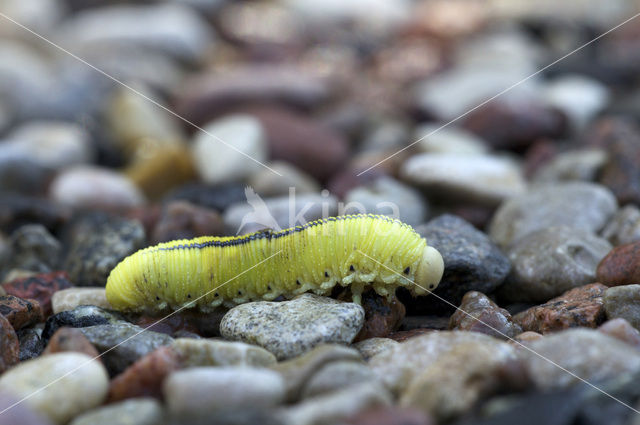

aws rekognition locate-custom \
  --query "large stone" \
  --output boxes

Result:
[220,294,364,360]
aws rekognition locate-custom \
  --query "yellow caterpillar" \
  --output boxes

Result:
[106,214,444,312]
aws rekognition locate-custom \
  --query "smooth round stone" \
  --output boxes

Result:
[223,191,338,235]
[489,182,618,249]
[164,367,285,414]
[532,149,607,184]
[6,121,94,170]
[301,360,378,399]
[344,177,427,227]
[69,398,163,425]
[601,205,640,246]
[500,226,612,303]
[248,161,320,197]
[51,288,110,314]
[220,294,365,360]
[413,123,488,155]
[191,114,268,185]
[603,285,640,330]
[49,166,145,210]
[400,153,526,206]
[543,75,609,130]
[352,338,399,360]
[524,329,640,389]
[57,3,214,64]
[0,353,109,424]
[172,338,276,367]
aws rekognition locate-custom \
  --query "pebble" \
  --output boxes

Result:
[400,153,526,206]
[42,305,123,341]
[369,331,512,394]
[49,166,145,211]
[5,225,61,275]
[514,283,607,333]
[223,192,338,235]
[598,318,640,349]
[596,240,640,286]
[354,291,405,341]
[399,339,521,421]
[488,182,618,248]
[531,149,607,184]
[271,344,362,402]
[352,338,399,360]
[344,177,427,226]
[43,327,99,358]
[0,314,19,372]
[413,123,488,155]
[163,182,247,212]
[80,322,174,375]
[2,271,73,318]
[173,338,277,367]
[279,382,392,425]
[542,75,609,130]
[524,329,640,389]
[151,200,224,244]
[6,121,94,170]
[0,295,43,330]
[221,294,364,360]
[62,213,145,287]
[165,367,285,414]
[0,392,52,425]
[69,398,163,425]
[603,285,640,330]
[301,360,378,399]
[248,161,320,197]
[191,114,268,185]
[414,214,510,310]
[600,205,640,246]
[499,226,612,303]
[58,3,214,64]
[0,146,53,195]
[108,346,182,402]
[51,288,110,314]
[345,406,434,425]
[449,291,522,339]
[0,194,70,235]
[17,328,44,361]
[0,352,109,424]
[513,331,543,344]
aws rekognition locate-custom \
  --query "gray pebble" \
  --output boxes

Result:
[603,285,640,330]
[70,398,163,425]
[301,360,379,399]
[531,149,607,184]
[4,224,60,276]
[601,205,640,246]
[352,337,399,360]
[172,338,276,367]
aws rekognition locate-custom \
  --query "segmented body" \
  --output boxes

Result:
[106,214,432,312]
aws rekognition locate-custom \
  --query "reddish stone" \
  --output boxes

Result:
[2,271,73,318]
[514,283,607,334]
[151,201,224,244]
[523,140,558,179]
[346,406,434,425]
[0,315,19,373]
[108,345,183,402]
[596,241,640,286]
[449,291,522,339]
[0,295,43,330]
[353,291,405,342]
[598,318,640,349]
[43,327,100,357]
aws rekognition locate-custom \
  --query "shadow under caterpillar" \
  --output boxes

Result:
[106,214,444,312]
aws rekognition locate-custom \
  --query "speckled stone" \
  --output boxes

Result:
[352,338,399,360]
[601,205,640,246]
[354,291,405,342]
[51,288,110,314]
[42,305,124,341]
[514,283,607,333]
[449,291,522,339]
[164,367,285,414]
[172,338,277,367]
[300,360,378,399]
[17,327,44,361]
[524,329,640,389]
[489,182,617,248]
[2,271,73,318]
[500,226,612,303]
[0,314,19,372]
[0,352,109,424]
[220,294,364,360]
[5,224,61,274]
[69,398,163,425]
[596,241,640,286]
[603,285,640,330]
[0,295,43,330]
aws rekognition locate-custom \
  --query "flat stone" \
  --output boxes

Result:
[603,285,640,330]
[69,398,163,425]
[514,283,607,333]
[450,291,522,339]
[413,123,488,155]
[172,338,277,367]
[488,182,617,249]
[500,226,611,303]
[596,241,640,286]
[220,294,364,360]
[0,352,109,424]
[51,288,110,314]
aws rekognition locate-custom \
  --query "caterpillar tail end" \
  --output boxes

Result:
[412,245,444,296]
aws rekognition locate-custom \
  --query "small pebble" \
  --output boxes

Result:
[600,205,640,246]
[413,123,488,155]
[69,398,163,425]
[2,271,72,318]
[603,285,640,330]
[17,327,44,361]
[172,338,277,367]
[43,327,99,358]
[596,240,640,286]
[300,360,378,399]
[151,200,223,244]
[42,305,123,341]
[51,288,110,314]
[0,295,43,330]
[449,291,522,339]
[248,161,320,197]
[352,338,399,360]
[4,224,60,275]
[0,314,19,372]
[354,290,405,341]
[598,318,640,349]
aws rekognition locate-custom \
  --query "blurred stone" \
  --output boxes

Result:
[163,182,246,212]
[173,338,277,368]
[413,123,488,155]
[345,405,433,425]
[514,283,607,333]
[69,398,163,425]
[601,205,640,246]
[353,291,405,342]
[513,331,543,344]
[17,328,44,361]
[401,153,526,206]
[248,161,320,197]
[49,166,145,211]
[301,360,378,399]
[42,305,124,342]
[450,291,522,339]
[0,295,43,330]
[51,288,110,314]
[0,144,53,195]
[598,318,640,349]
[151,201,223,244]
[352,338,398,360]
[0,194,70,235]
[43,327,99,358]
[542,75,609,130]
[603,285,640,330]
[0,315,19,373]
[3,271,73,318]
[532,149,607,184]
[4,225,60,275]
[597,241,640,286]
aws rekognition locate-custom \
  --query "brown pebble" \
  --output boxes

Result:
[43,327,100,358]
[151,200,224,244]
[346,405,434,425]
[449,291,522,339]
[2,271,73,318]
[596,241,640,286]
[512,331,543,344]
[353,291,405,342]
[0,295,43,330]
[0,315,19,373]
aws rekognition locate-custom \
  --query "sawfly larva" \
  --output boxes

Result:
[105,214,444,312]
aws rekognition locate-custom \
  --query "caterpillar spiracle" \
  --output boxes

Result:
[105,214,444,312]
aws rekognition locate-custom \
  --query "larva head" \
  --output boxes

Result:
[413,245,444,295]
